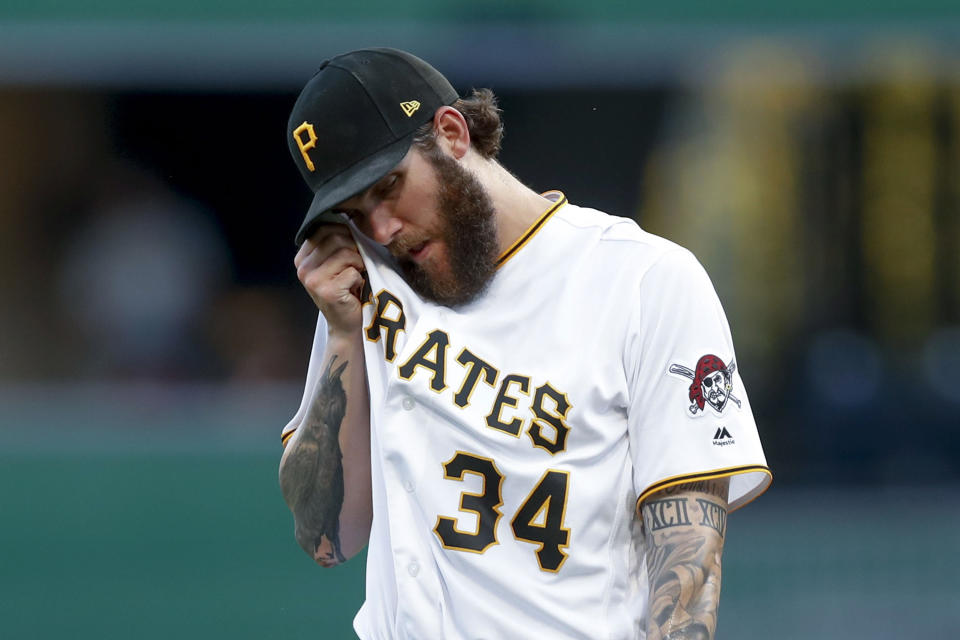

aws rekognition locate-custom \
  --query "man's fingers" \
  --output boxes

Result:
[300,247,366,309]
[294,224,355,267]
[332,266,366,303]
[296,238,362,282]
[304,265,365,313]
[298,247,365,287]
[295,232,358,272]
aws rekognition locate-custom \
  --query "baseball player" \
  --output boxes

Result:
[278,48,771,640]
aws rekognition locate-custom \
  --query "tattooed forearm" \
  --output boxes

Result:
[279,356,349,567]
[641,480,729,640]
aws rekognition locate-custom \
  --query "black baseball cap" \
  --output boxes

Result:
[287,48,459,245]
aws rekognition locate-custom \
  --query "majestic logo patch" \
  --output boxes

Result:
[712,426,735,446]
[668,354,742,416]
[400,100,421,117]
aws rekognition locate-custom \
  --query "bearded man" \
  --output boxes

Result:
[278,48,771,640]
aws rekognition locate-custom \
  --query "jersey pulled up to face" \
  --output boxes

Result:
[284,192,771,640]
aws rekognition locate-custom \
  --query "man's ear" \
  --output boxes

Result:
[432,106,470,159]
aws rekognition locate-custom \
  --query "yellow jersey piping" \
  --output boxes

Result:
[635,464,772,514]
[281,429,296,448]
[496,192,567,268]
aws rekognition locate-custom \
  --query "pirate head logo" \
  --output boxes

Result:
[669,354,742,416]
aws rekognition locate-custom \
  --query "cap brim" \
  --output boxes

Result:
[294,135,414,245]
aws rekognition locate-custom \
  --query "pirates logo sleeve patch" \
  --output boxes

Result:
[668,354,742,417]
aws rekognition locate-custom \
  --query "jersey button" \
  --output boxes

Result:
[408,562,420,577]
[403,480,415,493]
[401,397,415,411]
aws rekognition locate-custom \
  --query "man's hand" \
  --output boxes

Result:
[294,224,366,336]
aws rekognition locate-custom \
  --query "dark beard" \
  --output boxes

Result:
[396,149,499,307]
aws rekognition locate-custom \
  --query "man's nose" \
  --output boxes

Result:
[367,202,402,245]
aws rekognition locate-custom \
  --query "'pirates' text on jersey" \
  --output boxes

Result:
[284,192,770,640]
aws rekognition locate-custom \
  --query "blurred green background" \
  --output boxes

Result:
[2,1,960,638]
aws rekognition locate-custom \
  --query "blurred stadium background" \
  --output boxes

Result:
[2,2,959,638]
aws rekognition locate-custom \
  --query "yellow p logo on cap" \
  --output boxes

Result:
[293,121,318,171]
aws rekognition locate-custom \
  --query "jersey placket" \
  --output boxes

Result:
[377,303,448,639]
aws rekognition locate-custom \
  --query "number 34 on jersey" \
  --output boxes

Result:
[434,451,572,573]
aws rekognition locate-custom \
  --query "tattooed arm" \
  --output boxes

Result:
[280,225,372,567]
[640,478,730,640]
[279,336,372,566]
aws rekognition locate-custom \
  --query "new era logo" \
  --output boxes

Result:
[400,100,421,117]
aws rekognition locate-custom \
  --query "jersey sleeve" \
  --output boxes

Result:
[625,248,771,512]
[281,311,328,447]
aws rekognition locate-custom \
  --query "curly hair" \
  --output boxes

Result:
[412,88,504,160]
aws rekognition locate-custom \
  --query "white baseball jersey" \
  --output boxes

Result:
[283,192,771,640]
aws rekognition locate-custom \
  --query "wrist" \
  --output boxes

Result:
[326,327,364,351]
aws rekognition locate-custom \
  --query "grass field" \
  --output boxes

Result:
[0,453,364,639]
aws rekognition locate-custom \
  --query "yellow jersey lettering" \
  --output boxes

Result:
[528,383,572,455]
[365,290,406,362]
[398,329,450,392]
[392,330,575,452]
[485,374,530,437]
[454,348,499,408]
